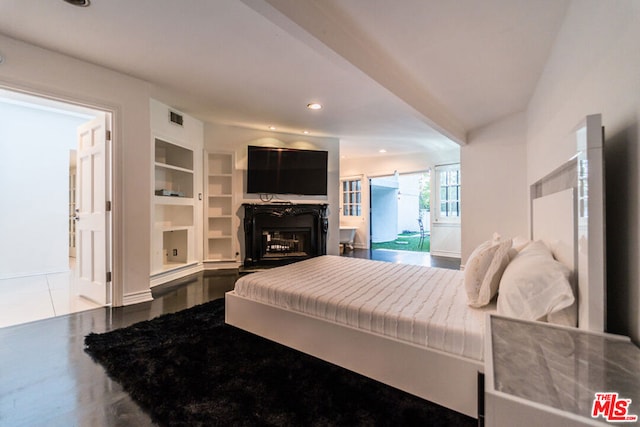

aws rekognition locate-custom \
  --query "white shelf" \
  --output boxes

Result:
[207,232,232,238]
[155,162,194,174]
[155,224,191,232]
[205,151,236,262]
[208,152,233,175]
[155,138,194,170]
[151,132,198,276]
[154,195,194,206]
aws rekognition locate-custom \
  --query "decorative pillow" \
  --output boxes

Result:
[497,241,576,326]
[471,239,512,307]
[465,238,512,307]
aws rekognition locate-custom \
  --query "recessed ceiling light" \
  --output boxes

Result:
[303,130,310,134]
[268,126,277,130]
[379,149,387,153]
[307,103,322,110]
[63,0,90,6]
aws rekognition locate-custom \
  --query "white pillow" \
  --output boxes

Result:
[512,235,531,252]
[497,241,576,326]
[465,238,512,307]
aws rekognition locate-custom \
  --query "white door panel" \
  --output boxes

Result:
[430,223,461,258]
[76,114,111,305]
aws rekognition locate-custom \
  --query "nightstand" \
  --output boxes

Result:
[484,315,640,426]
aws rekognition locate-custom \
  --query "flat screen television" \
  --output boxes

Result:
[247,146,328,195]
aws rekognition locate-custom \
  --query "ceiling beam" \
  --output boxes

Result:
[242,0,467,145]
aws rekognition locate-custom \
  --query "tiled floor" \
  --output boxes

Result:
[0,262,103,328]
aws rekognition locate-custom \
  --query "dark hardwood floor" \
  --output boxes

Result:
[0,251,458,426]
[0,270,238,427]
[342,248,461,270]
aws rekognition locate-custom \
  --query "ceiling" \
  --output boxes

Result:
[0,0,569,159]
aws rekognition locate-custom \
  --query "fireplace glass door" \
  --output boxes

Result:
[261,229,311,260]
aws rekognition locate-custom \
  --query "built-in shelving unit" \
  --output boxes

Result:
[205,152,236,262]
[150,99,203,284]
[154,139,194,198]
[152,137,195,274]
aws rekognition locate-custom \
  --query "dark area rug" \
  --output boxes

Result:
[84,298,475,426]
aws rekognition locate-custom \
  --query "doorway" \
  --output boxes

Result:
[0,88,113,327]
[370,171,431,253]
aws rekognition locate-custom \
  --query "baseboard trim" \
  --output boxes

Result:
[203,261,241,270]
[430,250,461,258]
[150,263,203,288]
[149,261,241,289]
[123,289,153,306]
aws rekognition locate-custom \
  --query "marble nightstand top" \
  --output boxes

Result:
[489,315,640,421]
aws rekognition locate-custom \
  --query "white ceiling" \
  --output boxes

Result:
[0,0,569,159]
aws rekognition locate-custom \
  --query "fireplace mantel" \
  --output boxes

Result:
[243,203,328,268]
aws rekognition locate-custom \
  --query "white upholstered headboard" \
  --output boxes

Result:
[532,188,578,326]
[530,114,606,332]
[532,189,576,273]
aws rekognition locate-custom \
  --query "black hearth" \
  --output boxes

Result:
[243,203,328,268]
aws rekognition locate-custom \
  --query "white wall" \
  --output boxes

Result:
[0,101,87,279]
[461,112,528,264]
[0,34,153,305]
[397,173,421,233]
[370,183,398,243]
[526,0,640,343]
[203,123,340,258]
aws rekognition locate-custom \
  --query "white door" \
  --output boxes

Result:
[431,164,461,257]
[76,114,111,305]
[68,165,77,258]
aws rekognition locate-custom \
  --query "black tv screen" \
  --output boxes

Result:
[247,146,328,195]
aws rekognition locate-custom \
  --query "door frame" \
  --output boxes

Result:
[368,170,431,251]
[0,83,120,306]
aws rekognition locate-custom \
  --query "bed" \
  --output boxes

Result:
[228,255,492,416]
[226,115,606,419]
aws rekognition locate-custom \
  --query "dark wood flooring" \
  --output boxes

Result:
[0,251,459,426]
[0,270,238,427]
[342,248,461,269]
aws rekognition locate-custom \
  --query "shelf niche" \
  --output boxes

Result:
[205,152,236,262]
[163,229,188,266]
[152,136,196,275]
[154,138,194,199]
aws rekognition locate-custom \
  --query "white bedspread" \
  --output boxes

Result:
[234,255,494,361]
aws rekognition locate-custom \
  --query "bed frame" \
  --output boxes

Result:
[226,115,605,419]
[226,291,483,416]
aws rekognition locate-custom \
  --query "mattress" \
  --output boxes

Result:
[234,255,495,361]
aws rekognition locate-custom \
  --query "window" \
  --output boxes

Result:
[434,164,460,221]
[341,179,362,216]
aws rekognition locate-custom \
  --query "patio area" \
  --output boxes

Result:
[371,232,430,253]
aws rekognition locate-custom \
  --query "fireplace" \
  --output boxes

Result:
[243,203,328,268]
